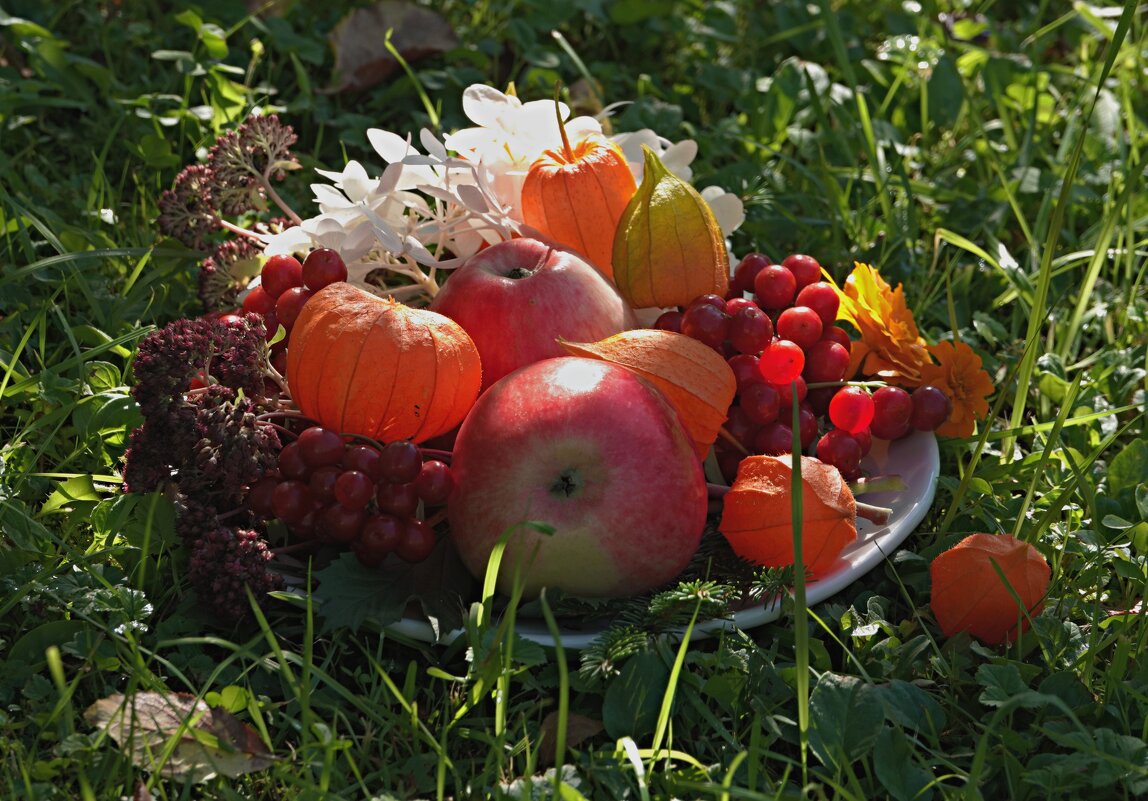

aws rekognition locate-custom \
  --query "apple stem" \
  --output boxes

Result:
[553,82,575,162]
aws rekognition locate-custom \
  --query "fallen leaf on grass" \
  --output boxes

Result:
[85,692,275,783]
[328,0,458,93]
[560,329,736,459]
[537,711,604,766]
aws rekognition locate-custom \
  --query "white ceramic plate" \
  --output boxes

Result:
[387,430,940,649]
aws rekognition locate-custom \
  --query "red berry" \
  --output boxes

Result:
[681,303,731,350]
[725,297,759,316]
[653,310,684,333]
[414,460,454,506]
[308,464,342,502]
[802,340,851,384]
[911,385,952,432]
[754,422,795,455]
[271,480,314,524]
[781,254,823,289]
[772,376,807,409]
[376,482,420,517]
[689,293,728,312]
[245,476,278,517]
[816,429,863,474]
[723,405,759,450]
[242,286,276,315]
[740,383,781,426]
[302,248,348,291]
[775,306,823,350]
[820,325,852,350]
[343,444,384,481]
[261,254,304,299]
[728,305,775,355]
[795,282,840,328]
[379,441,422,484]
[276,286,315,330]
[732,252,772,293]
[727,354,764,394]
[796,404,819,449]
[319,503,366,544]
[829,387,875,434]
[758,339,805,384]
[335,470,375,510]
[277,441,310,480]
[753,264,797,309]
[217,313,245,327]
[871,386,914,439]
[396,519,438,562]
[296,427,345,468]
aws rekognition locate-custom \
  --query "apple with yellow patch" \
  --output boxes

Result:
[447,357,707,597]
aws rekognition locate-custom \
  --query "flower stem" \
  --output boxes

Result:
[260,169,304,226]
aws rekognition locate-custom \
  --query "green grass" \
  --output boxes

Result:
[2,0,1147,798]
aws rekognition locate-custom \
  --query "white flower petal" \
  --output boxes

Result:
[462,84,520,127]
[368,129,417,163]
[701,186,745,236]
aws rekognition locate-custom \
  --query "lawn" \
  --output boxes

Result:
[1,1,1146,798]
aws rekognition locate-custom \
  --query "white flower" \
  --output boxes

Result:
[611,129,698,183]
[444,84,602,219]
[701,185,745,237]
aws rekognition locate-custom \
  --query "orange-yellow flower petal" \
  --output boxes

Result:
[918,340,995,438]
[835,262,932,385]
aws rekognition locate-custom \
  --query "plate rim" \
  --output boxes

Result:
[385,430,941,649]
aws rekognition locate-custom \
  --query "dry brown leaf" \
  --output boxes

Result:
[560,329,736,458]
[719,454,857,577]
[537,712,604,766]
[328,0,458,93]
[85,692,275,784]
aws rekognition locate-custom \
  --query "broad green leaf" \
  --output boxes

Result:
[874,726,934,801]
[41,474,102,515]
[1110,439,1148,495]
[975,663,1028,706]
[602,650,669,740]
[808,672,884,768]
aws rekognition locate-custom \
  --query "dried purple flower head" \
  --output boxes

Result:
[187,525,283,622]
[156,164,220,250]
[198,237,262,311]
[208,113,299,214]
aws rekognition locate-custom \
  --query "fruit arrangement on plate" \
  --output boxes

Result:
[133,84,994,636]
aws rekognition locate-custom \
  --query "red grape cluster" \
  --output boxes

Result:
[246,425,453,567]
[234,249,349,373]
[657,252,952,480]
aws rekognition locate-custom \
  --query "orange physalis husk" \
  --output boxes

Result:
[929,533,1049,645]
[558,329,736,459]
[287,283,482,444]
[611,146,729,309]
[521,126,637,281]
[718,454,857,578]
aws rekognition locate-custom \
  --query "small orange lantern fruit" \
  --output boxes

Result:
[286,282,482,444]
[929,533,1050,645]
[520,101,636,281]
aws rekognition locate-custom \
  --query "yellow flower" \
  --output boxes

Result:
[917,340,995,438]
[836,262,932,385]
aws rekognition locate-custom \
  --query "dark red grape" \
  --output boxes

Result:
[727,354,764,394]
[781,254,823,289]
[728,305,774,355]
[343,444,384,481]
[820,325,852,350]
[759,339,805,384]
[753,264,797,309]
[871,386,914,440]
[376,481,420,517]
[379,441,422,484]
[829,387,875,434]
[277,441,310,480]
[681,303,730,350]
[396,519,437,562]
[723,405,760,450]
[242,286,276,315]
[754,422,794,455]
[319,503,366,544]
[335,470,374,510]
[260,254,303,299]
[653,310,684,333]
[802,340,851,384]
[271,480,314,524]
[414,460,455,505]
[740,382,781,426]
[732,252,772,294]
[302,248,348,291]
[689,293,728,312]
[297,426,346,468]
[816,429,862,474]
[308,464,342,502]
[245,476,278,516]
[911,385,952,431]
[276,286,315,330]
[795,282,840,328]
[776,306,823,350]
[772,376,807,409]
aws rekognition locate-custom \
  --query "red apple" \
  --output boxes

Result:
[447,356,707,598]
[429,238,638,391]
